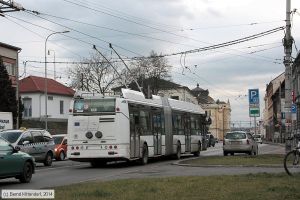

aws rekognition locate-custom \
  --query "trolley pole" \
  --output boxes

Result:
[283,0,293,152]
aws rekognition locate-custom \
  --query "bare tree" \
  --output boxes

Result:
[68,53,122,94]
[128,50,172,95]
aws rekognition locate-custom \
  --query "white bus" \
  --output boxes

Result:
[67,88,209,166]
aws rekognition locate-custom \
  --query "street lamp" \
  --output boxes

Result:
[48,49,56,80]
[45,30,69,130]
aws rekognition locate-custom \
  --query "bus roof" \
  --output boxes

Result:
[122,88,205,115]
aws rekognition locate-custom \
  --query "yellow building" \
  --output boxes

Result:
[191,84,231,140]
[201,101,231,140]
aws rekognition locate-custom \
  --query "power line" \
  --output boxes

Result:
[34,11,201,49]
[132,26,285,59]
[25,10,144,57]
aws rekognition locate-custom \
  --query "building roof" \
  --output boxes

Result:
[20,76,75,96]
[191,83,206,92]
[0,42,21,51]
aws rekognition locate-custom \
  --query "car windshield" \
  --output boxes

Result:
[53,136,64,145]
[0,131,22,143]
[225,132,246,139]
[253,135,261,138]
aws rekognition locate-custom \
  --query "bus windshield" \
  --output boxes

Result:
[73,98,116,114]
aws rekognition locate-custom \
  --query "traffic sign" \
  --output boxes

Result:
[248,89,259,104]
[249,107,260,117]
[248,89,260,117]
[291,104,297,113]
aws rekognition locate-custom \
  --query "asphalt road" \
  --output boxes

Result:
[0,143,286,190]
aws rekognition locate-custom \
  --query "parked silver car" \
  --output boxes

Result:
[0,129,55,166]
[223,131,258,156]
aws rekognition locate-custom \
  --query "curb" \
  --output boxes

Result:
[172,156,284,168]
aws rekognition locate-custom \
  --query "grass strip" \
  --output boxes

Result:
[53,173,300,200]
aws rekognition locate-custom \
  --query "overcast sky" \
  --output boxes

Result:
[1,0,300,125]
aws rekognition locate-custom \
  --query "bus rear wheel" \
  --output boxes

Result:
[193,142,201,157]
[140,144,148,165]
[175,142,181,160]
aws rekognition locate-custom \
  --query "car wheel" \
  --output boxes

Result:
[230,153,234,156]
[223,151,228,156]
[254,147,258,156]
[140,144,149,165]
[19,162,33,183]
[248,148,253,156]
[44,152,53,166]
[59,151,65,161]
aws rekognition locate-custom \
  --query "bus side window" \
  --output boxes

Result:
[134,115,139,125]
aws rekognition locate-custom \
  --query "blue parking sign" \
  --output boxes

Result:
[249,89,259,104]
[291,104,297,113]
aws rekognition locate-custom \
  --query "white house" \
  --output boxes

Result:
[19,76,75,122]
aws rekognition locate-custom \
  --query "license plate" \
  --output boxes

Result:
[230,141,241,145]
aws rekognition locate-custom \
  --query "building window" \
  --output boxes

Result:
[60,100,64,114]
[48,96,53,100]
[4,62,16,76]
[23,98,32,117]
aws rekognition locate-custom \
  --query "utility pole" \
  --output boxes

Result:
[283,0,293,152]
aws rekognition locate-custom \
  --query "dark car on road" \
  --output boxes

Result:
[0,137,35,183]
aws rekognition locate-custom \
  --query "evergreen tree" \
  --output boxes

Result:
[0,58,18,126]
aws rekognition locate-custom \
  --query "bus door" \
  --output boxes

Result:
[184,115,191,152]
[153,111,162,155]
[129,110,140,158]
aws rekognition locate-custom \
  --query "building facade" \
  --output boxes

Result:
[0,42,21,128]
[191,84,231,140]
[263,72,285,142]
[0,42,21,88]
[19,76,75,122]
[200,100,231,140]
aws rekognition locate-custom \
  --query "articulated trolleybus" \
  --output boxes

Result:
[67,88,209,166]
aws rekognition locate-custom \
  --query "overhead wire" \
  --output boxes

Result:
[4,16,86,59]
[22,7,285,64]
[24,10,144,57]
[76,0,182,31]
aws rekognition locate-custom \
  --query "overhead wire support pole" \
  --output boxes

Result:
[284,0,293,152]
[109,43,142,93]
[92,45,128,89]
